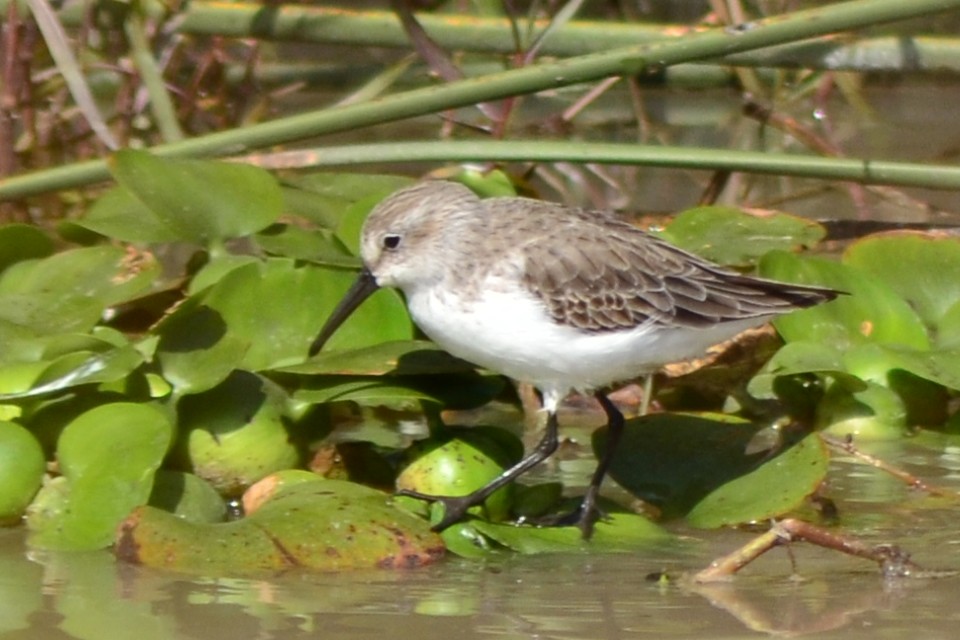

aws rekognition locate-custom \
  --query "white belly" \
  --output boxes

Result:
[405,278,768,398]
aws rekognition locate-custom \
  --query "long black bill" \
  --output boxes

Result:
[308,268,380,356]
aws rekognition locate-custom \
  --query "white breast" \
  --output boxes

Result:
[404,275,770,399]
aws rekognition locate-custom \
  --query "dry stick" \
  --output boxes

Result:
[820,433,958,498]
[692,518,924,582]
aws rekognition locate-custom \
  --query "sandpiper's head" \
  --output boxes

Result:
[309,180,482,356]
[359,180,483,289]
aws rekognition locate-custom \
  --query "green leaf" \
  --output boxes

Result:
[760,251,930,350]
[396,429,522,524]
[599,413,784,519]
[154,300,247,396]
[280,173,414,229]
[254,223,359,267]
[0,245,160,335]
[844,233,960,332]
[747,340,865,400]
[818,380,907,438]
[27,403,173,550]
[0,422,46,524]
[172,371,300,496]
[294,376,439,408]
[662,206,826,266]
[148,470,227,524]
[108,150,283,245]
[202,259,413,371]
[75,186,181,243]
[470,511,670,554]
[0,224,54,273]
[686,433,828,528]
[0,344,145,400]
[286,340,472,376]
[115,479,444,573]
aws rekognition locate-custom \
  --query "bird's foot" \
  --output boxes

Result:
[519,493,606,540]
[395,488,481,531]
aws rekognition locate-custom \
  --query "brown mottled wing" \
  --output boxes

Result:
[515,204,835,332]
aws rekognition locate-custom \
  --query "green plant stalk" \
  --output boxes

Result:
[176,3,960,74]
[124,6,184,143]
[2,0,959,201]
[241,141,960,191]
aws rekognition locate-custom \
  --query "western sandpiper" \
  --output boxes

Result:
[310,180,837,538]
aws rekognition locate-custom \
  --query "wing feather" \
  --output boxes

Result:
[509,202,835,332]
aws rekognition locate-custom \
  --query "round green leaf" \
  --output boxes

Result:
[760,251,929,350]
[662,206,826,266]
[281,173,414,229]
[0,422,46,524]
[686,433,828,528]
[469,511,670,554]
[115,479,444,573]
[173,371,300,496]
[109,150,283,245]
[844,233,960,332]
[0,224,54,273]
[148,470,227,524]
[75,186,181,243]
[0,245,160,335]
[600,413,777,519]
[27,403,173,550]
[203,259,413,371]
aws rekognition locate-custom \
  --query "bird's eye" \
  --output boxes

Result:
[383,234,401,250]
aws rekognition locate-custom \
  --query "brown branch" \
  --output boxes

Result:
[693,518,926,582]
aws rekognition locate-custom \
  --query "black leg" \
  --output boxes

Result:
[575,391,625,538]
[525,391,625,539]
[397,411,561,531]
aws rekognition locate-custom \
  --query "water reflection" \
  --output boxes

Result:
[4,518,960,640]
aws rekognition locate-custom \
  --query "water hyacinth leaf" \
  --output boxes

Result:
[109,150,283,245]
[0,345,145,400]
[937,299,960,349]
[598,413,778,519]
[254,223,360,267]
[747,340,865,400]
[154,301,247,396]
[294,377,439,408]
[396,430,522,524]
[662,206,826,266]
[818,380,907,439]
[27,402,173,550]
[844,233,960,331]
[0,361,48,396]
[470,511,670,554]
[75,186,181,243]
[201,259,412,371]
[0,422,46,525]
[116,479,444,574]
[173,371,300,496]
[760,251,929,350]
[0,245,160,335]
[281,172,414,229]
[148,470,227,524]
[288,340,471,376]
[337,194,387,256]
[453,168,517,198]
[187,255,261,295]
[685,433,828,528]
[0,224,54,273]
